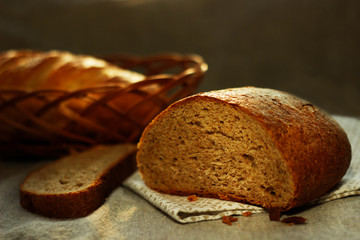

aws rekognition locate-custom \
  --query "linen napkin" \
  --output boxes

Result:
[124,115,360,223]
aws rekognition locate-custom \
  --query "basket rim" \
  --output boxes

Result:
[0,52,208,93]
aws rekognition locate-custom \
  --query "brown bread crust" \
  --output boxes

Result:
[0,49,144,90]
[137,87,352,211]
[20,145,137,218]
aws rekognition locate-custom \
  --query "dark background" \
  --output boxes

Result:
[1,0,359,117]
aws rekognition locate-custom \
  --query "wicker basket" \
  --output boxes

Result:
[0,53,207,156]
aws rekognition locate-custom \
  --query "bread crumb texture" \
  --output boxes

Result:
[22,144,135,194]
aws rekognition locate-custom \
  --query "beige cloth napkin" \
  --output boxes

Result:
[124,115,360,223]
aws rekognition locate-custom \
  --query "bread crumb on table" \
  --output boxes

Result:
[222,216,238,226]
[187,195,199,202]
[242,211,253,217]
[269,207,282,221]
[281,216,307,226]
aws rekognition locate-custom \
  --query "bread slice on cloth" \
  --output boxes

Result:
[137,87,351,212]
[20,144,137,218]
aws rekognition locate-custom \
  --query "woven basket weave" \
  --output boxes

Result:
[0,53,207,156]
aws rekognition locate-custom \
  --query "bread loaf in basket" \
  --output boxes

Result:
[0,50,207,156]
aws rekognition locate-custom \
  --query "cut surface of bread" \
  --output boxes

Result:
[20,144,137,218]
[137,87,351,211]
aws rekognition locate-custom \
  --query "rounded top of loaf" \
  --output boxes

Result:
[139,86,352,210]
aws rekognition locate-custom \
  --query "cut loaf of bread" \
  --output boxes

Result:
[137,87,351,211]
[20,144,137,218]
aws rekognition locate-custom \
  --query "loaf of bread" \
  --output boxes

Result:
[0,50,159,153]
[0,49,144,90]
[137,87,351,211]
[20,144,137,218]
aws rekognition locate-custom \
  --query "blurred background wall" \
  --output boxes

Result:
[0,0,359,116]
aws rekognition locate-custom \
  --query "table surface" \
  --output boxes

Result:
[0,160,359,240]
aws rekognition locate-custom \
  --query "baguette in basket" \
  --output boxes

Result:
[0,50,145,90]
[0,50,206,155]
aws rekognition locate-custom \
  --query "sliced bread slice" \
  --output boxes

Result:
[20,144,137,218]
